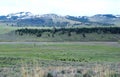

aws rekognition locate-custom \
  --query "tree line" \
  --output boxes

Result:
[15,27,120,37]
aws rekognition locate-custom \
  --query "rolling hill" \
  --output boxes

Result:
[0,12,120,27]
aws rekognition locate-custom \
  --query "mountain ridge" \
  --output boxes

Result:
[0,12,120,27]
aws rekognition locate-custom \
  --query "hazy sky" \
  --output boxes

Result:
[0,0,120,16]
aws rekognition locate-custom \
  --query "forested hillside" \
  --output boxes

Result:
[12,27,120,42]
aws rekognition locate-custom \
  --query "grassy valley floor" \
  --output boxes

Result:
[0,42,120,77]
[0,26,120,77]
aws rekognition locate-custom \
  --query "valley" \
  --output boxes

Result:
[0,12,120,77]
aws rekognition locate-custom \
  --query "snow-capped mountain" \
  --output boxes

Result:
[6,12,34,19]
[0,12,120,27]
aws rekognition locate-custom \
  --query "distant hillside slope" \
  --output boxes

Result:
[0,12,120,27]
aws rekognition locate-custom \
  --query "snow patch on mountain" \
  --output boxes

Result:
[6,12,33,19]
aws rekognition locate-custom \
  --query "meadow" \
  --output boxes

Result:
[0,42,120,77]
[0,26,120,77]
[0,42,120,65]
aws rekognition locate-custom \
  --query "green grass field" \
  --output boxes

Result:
[0,26,120,77]
[0,42,120,77]
[0,42,120,67]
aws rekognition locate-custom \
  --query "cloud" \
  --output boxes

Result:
[0,0,119,16]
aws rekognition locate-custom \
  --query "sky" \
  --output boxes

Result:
[0,0,120,16]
